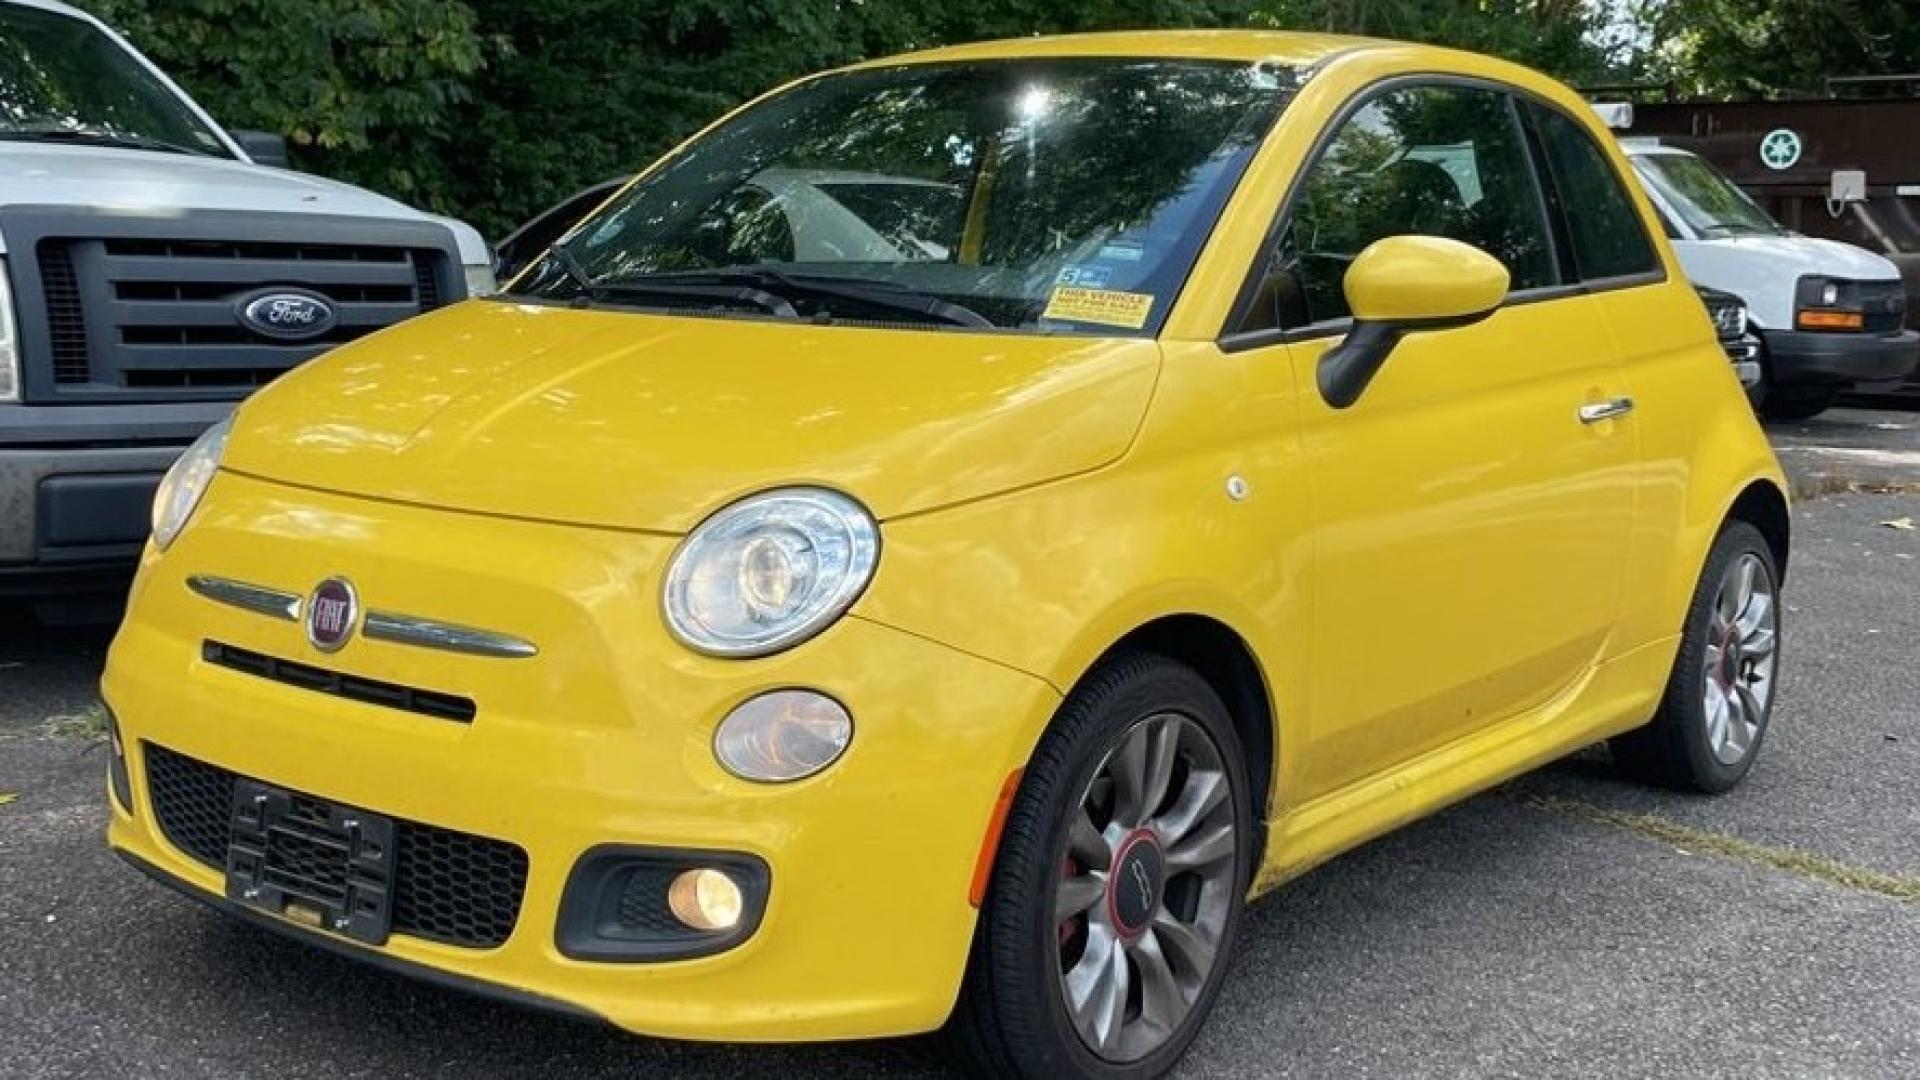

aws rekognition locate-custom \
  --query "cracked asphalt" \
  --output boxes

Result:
[2,410,1916,1079]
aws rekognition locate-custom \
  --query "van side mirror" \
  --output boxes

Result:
[232,129,290,169]
[1318,236,1509,408]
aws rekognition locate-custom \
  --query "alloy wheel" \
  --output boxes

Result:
[1701,552,1778,766]
[1052,712,1238,1063]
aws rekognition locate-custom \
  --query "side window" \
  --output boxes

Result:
[1257,83,1557,329]
[1528,105,1660,280]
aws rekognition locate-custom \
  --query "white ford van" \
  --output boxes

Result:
[0,0,491,608]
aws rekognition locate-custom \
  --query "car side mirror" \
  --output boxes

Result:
[1318,236,1509,408]
[232,129,290,169]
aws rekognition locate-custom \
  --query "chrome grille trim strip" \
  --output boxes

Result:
[362,611,538,659]
[186,575,300,622]
[185,574,536,659]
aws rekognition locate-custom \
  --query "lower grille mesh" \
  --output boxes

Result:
[143,744,528,948]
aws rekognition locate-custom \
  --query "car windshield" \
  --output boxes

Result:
[508,57,1297,335]
[0,3,231,158]
[1634,153,1782,238]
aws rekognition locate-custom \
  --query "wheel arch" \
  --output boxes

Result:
[1077,614,1277,873]
[1725,478,1791,583]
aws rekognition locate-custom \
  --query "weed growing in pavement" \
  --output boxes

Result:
[1522,794,1920,906]
[42,701,109,742]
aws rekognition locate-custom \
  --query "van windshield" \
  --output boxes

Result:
[508,58,1296,335]
[1633,153,1783,238]
[0,4,231,158]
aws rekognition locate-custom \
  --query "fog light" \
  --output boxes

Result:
[668,868,743,931]
[713,689,852,782]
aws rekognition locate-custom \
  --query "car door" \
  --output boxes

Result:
[1246,81,1639,795]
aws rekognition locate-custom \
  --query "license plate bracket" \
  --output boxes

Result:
[225,779,396,945]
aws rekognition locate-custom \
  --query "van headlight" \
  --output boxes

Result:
[151,416,233,551]
[662,488,879,657]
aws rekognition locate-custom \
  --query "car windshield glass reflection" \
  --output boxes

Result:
[508,58,1297,334]
[1635,154,1783,238]
[0,4,231,158]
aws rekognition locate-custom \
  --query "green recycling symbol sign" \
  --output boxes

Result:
[1760,128,1802,171]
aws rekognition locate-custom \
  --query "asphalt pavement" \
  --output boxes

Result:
[2,411,1916,1079]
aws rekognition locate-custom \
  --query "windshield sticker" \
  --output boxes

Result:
[1043,287,1155,329]
[1097,242,1146,263]
[1056,264,1115,289]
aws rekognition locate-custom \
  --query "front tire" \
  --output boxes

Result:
[952,652,1253,1079]
[1612,521,1781,793]
[1760,382,1842,422]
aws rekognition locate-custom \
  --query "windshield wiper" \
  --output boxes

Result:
[0,127,218,158]
[544,242,799,318]
[618,266,995,329]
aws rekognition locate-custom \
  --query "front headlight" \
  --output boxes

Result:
[1795,275,1866,331]
[463,264,498,298]
[1710,299,1747,340]
[0,259,20,403]
[662,488,879,657]
[151,416,232,551]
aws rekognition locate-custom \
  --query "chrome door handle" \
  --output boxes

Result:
[1578,397,1635,424]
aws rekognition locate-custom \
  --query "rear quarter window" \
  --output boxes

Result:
[1528,104,1660,281]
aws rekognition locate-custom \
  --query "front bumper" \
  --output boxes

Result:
[1761,328,1920,386]
[1719,334,1762,388]
[0,400,232,590]
[104,470,1059,1041]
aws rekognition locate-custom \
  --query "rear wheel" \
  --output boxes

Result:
[952,652,1252,1079]
[1613,522,1781,792]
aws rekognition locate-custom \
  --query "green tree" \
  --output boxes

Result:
[83,0,496,211]
[1637,0,1920,97]
[1250,0,1622,83]
[77,0,1261,237]
[77,0,1690,238]
[439,0,1259,237]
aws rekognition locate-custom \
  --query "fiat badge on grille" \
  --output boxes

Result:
[305,577,359,653]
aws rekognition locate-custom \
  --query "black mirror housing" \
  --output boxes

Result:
[232,129,290,168]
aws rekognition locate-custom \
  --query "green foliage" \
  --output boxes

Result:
[77,0,1257,237]
[84,0,495,210]
[1638,0,1920,96]
[1252,1,1621,83]
[65,0,1920,241]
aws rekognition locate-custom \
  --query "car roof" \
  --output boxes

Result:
[851,29,1386,71]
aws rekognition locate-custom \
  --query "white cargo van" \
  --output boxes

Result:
[0,0,492,606]
[1597,105,1918,419]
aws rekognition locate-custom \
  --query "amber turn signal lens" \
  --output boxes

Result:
[1797,310,1864,330]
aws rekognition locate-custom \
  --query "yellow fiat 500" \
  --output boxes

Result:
[105,30,1788,1079]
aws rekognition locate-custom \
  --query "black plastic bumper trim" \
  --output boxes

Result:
[114,847,606,1028]
[1762,328,1920,384]
[0,559,136,597]
[202,640,478,722]
[555,844,771,962]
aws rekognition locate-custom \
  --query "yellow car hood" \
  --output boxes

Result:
[224,300,1161,533]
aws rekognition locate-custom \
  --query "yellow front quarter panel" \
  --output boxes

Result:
[107,471,1059,1040]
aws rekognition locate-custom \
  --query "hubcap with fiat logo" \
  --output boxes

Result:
[1053,713,1238,1063]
